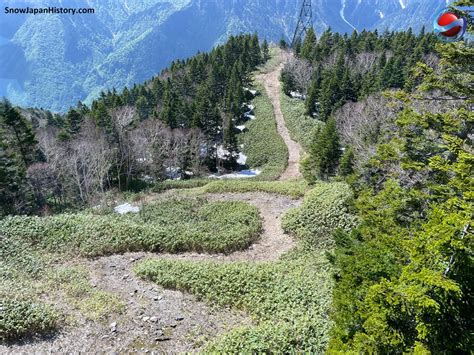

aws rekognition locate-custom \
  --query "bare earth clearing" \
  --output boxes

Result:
[1,51,303,353]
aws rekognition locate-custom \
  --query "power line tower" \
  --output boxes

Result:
[291,0,313,48]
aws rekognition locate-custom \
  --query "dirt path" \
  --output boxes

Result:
[2,254,250,354]
[256,51,303,180]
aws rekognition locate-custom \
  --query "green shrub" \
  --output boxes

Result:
[0,300,58,341]
[237,82,288,180]
[279,92,323,152]
[201,180,308,198]
[282,182,358,248]
[153,179,210,192]
[135,250,333,353]
[0,198,262,257]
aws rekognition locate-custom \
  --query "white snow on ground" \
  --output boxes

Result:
[236,125,246,132]
[243,113,256,120]
[340,0,357,31]
[379,11,384,19]
[114,203,140,214]
[399,0,406,9]
[237,153,247,165]
[216,145,231,159]
[209,169,261,179]
[290,91,306,100]
[165,166,181,180]
[243,87,258,96]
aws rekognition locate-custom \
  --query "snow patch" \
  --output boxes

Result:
[379,11,384,19]
[236,125,246,132]
[114,203,140,215]
[209,169,261,179]
[340,0,357,31]
[165,166,181,180]
[243,112,256,120]
[243,87,258,96]
[237,153,247,165]
[290,91,306,100]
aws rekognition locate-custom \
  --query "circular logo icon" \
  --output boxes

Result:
[433,8,467,42]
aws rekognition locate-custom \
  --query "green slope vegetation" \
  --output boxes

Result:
[279,92,323,152]
[136,182,354,352]
[238,81,288,180]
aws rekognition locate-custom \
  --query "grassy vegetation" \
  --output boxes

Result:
[0,198,262,257]
[135,182,356,352]
[135,249,333,353]
[238,81,288,180]
[0,239,121,341]
[279,92,324,152]
[50,267,125,321]
[256,46,283,74]
[201,179,308,198]
[282,182,358,249]
[152,179,210,192]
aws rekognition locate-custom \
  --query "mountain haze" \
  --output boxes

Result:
[1,0,449,111]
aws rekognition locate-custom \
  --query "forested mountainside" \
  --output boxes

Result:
[1,33,268,216]
[1,0,450,111]
[1,3,472,352]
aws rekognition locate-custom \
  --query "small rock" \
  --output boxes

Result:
[176,315,184,321]
[156,335,171,342]
[142,316,150,322]
[130,257,136,262]
[109,322,117,333]
[150,316,158,322]
[153,295,161,301]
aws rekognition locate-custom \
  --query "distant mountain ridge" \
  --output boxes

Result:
[0,0,450,111]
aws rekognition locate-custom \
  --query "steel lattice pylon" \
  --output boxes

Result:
[291,0,313,48]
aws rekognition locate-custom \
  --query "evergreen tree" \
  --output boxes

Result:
[339,146,354,176]
[262,39,270,61]
[306,117,341,180]
[300,28,317,60]
[305,77,319,116]
[0,99,38,166]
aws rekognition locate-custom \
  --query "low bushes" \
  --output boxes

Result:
[282,182,358,248]
[279,92,323,152]
[0,198,262,257]
[135,250,333,353]
[201,180,308,198]
[152,179,210,192]
[0,300,58,341]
